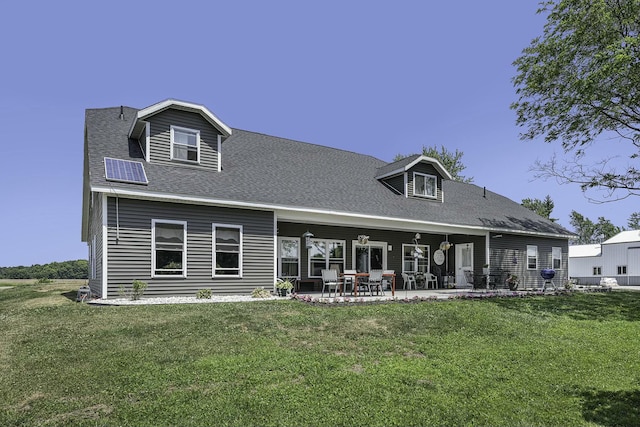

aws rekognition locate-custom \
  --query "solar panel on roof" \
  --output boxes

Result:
[104,158,148,184]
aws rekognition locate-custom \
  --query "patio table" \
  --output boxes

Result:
[343,272,396,297]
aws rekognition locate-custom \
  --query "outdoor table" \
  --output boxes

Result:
[344,272,396,297]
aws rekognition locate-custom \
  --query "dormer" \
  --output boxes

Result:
[375,155,452,202]
[128,99,232,171]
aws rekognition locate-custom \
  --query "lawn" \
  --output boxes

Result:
[1,282,639,426]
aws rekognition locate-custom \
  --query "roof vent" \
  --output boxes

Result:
[119,105,125,120]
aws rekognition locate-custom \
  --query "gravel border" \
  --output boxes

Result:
[88,295,285,305]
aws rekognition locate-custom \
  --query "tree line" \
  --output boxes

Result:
[0,260,88,280]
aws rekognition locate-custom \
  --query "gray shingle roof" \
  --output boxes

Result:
[84,106,573,237]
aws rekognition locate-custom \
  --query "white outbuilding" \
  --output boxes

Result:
[569,230,640,286]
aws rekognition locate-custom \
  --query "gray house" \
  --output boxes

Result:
[81,99,574,298]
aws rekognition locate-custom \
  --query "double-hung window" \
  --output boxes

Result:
[526,245,538,270]
[213,224,242,277]
[308,239,345,277]
[278,237,300,278]
[617,265,627,275]
[152,220,187,277]
[593,266,602,275]
[402,244,429,274]
[413,172,437,198]
[171,125,200,163]
[552,247,562,270]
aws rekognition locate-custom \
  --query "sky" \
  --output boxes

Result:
[1,1,638,267]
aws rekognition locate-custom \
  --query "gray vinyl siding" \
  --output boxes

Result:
[381,174,405,195]
[104,197,274,298]
[489,233,569,289]
[407,163,444,203]
[147,109,222,170]
[87,192,104,297]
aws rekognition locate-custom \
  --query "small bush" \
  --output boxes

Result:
[251,287,272,299]
[119,279,148,301]
[196,289,212,299]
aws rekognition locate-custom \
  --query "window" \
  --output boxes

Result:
[308,239,345,277]
[617,265,627,275]
[278,237,300,277]
[527,245,538,270]
[171,125,200,163]
[213,224,242,277]
[593,266,602,275]
[152,220,187,277]
[402,244,430,274]
[413,172,437,198]
[552,247,562,270]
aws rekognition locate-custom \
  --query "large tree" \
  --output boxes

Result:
[512,0,640,201]
[521,195,557,221]
[569,211,621,244]
[394,145,473,183]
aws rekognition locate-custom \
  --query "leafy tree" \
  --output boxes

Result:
[0,260,88,280]
[521,195,557,221]
[570,210,621,244]
[628,212,640,229]
[394,145,473,183]
[512,0,640,201]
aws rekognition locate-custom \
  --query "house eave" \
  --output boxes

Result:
[90,185,573,239]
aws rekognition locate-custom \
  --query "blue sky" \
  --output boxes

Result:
[1,1,637,267]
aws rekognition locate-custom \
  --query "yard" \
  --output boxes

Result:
[1,282,639,426]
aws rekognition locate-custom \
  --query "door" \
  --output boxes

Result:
[456,243,474,285]
[353,242,386,272]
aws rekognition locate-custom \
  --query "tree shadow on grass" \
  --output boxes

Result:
[487,291,640,322]
[579,387,640,426]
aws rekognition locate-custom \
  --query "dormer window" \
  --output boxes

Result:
[414,172,437,198]
[171,125,200,163]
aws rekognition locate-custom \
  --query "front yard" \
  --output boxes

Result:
[1,282,639,426]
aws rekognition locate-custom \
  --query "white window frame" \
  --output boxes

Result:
[526,245,538,270]
[552,247,562,270]
[593,266,602,276]
[278,237,300,278]
[170,125,200,163]
[308,239,346,278]
[413,172,437,199]
[401,243,430,275]
[351,241,388,273]
[152,219,187,278]
[617,265,627,275]
[212,224,243,278]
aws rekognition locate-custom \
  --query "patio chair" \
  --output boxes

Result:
[401,272,417,290]
[425,273,438,289]
[342,269,357,295]
[366,270,385,296]
[463,270,484,290]
[321,269,340,297]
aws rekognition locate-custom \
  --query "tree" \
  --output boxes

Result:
[521,195,557,221]
[512,0,640,201]
[628,212,640,229]
[394,145,473,183]
[569,210,621,244]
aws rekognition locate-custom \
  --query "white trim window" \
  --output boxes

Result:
[152,219,187,277]
[402,243,429,274]
[526,245,538,270]
[278,237,300,278]
[213,224,242,277]
[170,125,200,163]
[593,266,602,276]
[413,172,437,198]
[617,265,627,275]
[353,241,387,273]
[308,239,345,278]
[552,247,562,270]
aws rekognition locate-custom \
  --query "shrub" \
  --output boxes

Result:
[119,279,148,301]
[196,289,212,299]
[251,287,271,299]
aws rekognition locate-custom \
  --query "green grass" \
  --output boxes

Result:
[1,283,639,426]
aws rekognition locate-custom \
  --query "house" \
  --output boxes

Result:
[569,230,640,286]
[81,99,574,298]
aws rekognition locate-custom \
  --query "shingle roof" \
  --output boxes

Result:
[84,106,573,237]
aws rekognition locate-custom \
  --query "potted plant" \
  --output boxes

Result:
[506,274,520,291]
[482,264,490,275]
[275,278,294,296]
